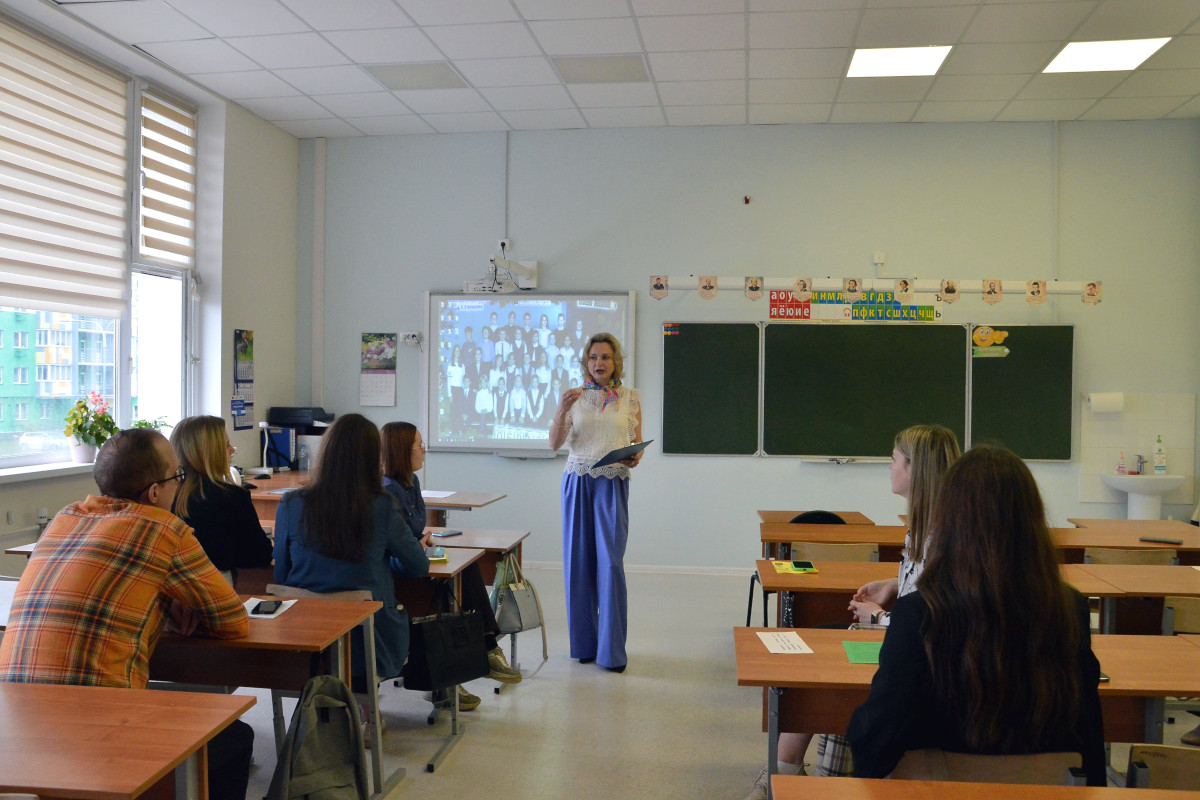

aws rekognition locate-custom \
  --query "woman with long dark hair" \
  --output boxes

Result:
[274,414,429,685]
[847,445,1104,784]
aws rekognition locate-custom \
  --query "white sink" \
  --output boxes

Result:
[1100,473,1186,519]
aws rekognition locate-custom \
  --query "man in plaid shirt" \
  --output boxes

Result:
[0,427,253,799]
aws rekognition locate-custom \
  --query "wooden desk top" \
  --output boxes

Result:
[247,470,309,496]
[4,540,35,557]
[760,523,907,546]
[1181,634,1200,649]
[0,683,254,800]
[422,490,507,510]
[429,527,529,553]
[427,546,485,579]
[158,595,379,653]
[771,775,1197,800]
[757,510,875,525]
[1052,527,1200,552]
[1078,564,1200,598]
[1068,518,1196,533]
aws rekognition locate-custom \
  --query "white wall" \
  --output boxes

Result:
[298,121,1200,571]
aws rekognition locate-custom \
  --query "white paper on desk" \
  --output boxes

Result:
[243,597,297,620]
[1194,566,1200,573]
[757,631,813,654]
[263,487,298,495]
[422,490,454,499]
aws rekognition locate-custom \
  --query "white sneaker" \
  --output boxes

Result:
[743,765,769,800]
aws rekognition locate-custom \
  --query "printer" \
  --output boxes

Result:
[267,406,334,436]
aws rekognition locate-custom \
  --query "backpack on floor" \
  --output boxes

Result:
[267,674,368,800]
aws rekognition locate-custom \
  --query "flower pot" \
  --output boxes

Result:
[69,441,98,463]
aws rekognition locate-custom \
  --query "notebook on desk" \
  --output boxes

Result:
[425,546,447,563]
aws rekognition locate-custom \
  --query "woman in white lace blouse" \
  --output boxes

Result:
[549,333,643,673]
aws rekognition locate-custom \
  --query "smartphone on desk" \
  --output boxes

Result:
[250,599,281,616]
[431,530,462,538]
[791,560,817,573]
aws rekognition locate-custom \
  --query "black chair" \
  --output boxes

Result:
[746,510,846,626]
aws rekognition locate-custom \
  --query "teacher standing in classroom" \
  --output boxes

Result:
[550,332,643,673]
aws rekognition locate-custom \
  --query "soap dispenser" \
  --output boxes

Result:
[1116,451,1126,474]
[1153,435,1167,474]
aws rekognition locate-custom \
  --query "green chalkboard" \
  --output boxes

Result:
[662,323,759,454]
[970,324,1073,460]
[762,324,969,457]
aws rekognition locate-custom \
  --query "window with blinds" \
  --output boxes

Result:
[0,15,129,317]
[138,92,196,268]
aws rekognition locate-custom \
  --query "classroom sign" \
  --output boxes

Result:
[769,289,941,322]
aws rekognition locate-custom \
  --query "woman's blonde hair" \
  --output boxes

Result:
[170,415,232,518]
[895,423,961,561]
[578,332,625,384]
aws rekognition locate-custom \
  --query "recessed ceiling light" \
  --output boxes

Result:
[365,62,467,91]
[553,55,648,85]
[846,46,952,78]
[1043,38,1170,73]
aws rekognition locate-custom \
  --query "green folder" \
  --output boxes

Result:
[843,640,883,664]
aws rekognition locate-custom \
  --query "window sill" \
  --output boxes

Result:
[0,461,94,485]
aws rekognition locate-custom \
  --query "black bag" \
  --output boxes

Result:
[402,610,489,691]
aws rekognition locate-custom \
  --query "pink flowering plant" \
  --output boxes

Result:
[64,391,119,447]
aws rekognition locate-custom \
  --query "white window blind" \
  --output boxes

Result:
[0,16,129,317]
[139,92,195,267]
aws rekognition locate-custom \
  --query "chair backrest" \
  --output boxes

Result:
[1083,547,1177,565]
[1126,744,1200,790]
[890,749,1083,785]
[789,510,846,525]
[266,583,372,603]
[790,542,879,563]
[1164,596,1200,635]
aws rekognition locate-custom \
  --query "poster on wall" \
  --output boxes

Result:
[361,332,397,407]
[232,329,254,430]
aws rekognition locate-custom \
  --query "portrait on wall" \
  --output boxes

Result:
[1082,281,1102,306]
[842,277,862,303]
[745,276,763,301]
[940,280,959,303]
[699,276,718,300]
[650,275,668,300]
[792,278,812,302]
[1026,279,1046,306]
[982,279,1002,305]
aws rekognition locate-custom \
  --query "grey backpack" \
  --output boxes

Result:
[267,674,368,800]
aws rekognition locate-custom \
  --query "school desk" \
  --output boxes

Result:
[757,510,876,525]
[3,540,34,557]
[1068,519,1197,533]
[421,490,508,527]
[1078,564,1200,634]
[759,524,907,561]
[770,775,1196,800]
[734,626,1200,790]
[0,682,254,800]
[248,469,308,519]
[754,561,1121,628]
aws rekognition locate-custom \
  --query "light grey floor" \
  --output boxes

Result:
[237,568,1198,798]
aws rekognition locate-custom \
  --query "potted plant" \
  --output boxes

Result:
[64,391,118,463]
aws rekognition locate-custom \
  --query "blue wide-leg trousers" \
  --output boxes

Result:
[561,472,629,669]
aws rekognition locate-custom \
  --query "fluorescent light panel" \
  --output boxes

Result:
[365,62,467,91]
[847,46,952,78]
[1044,38,1170,73]
[553,55,648,84]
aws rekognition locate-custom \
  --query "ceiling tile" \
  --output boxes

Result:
[750,48,850,79]
[940,42,1062,74]
[1074,0,1200,40]
[749,11,860,49]
[273,118,363,137]
[424,23,544,60]
[323,28,443,63]
[312,91,411,116]
[748,103,831,123]
[274,65,382,94]
[238,94,332,120]
[911,100,1006,122]
[927,74,1030,102]
[1111,69,1200,97]
[665,105,746,125]
[500,108,589,129]
[62,0,209,43]
[829,102,918,123]
[1144,36,1200,69]
[398,0,519,26]
[568,82,660,106]
[454,57,561,87]
[648,51,746,81]
[867,0,977,7]
[1081,95,1191,119]
[479,84,575,110]
[751,0,860,9]
[962,2,1096,44]
[393,87,491,113]
[422,111,510,132]
[1018,72,1126,100]
[529,18,643,55]
[658,79,745,105]
[637,0,743,14]
[278,0,413,31]
[138,39,260,73]
[192,69,301,99]
[639,14,744,52]
[165,0,310,37]
[837,76,933,103]
[995,98,1095,121]
[855,7,975,48]
[1166,95,1200,116]
[515,0,630,20]
[344,114,435,134]
[581,106,667,127]
[750,78,840,104]
[226,33,350,69]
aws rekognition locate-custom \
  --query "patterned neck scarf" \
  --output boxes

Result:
[583,377,621,410]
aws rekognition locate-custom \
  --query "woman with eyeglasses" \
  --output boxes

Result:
[171,415,272,585]
[380,421,522,711]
